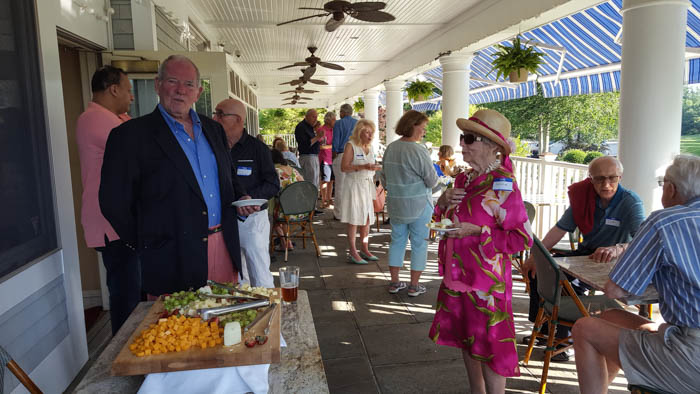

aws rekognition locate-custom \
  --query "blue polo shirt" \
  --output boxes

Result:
[556,185,645,253]
[158,104,221,227]
[332,116,357,154]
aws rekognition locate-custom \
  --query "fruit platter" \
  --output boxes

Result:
[111,281,282,376]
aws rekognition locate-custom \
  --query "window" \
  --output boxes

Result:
[0,0,57,280]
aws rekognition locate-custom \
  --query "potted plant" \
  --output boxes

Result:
[353,98,364,113]
[490,36,545,83]
[405,80,435,102]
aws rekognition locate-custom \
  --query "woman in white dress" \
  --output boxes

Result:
[340,119,382,264]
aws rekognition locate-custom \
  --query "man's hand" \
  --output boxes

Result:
[589,245,622,263]
[603,279,628,299]
[447,216,481,238]
[236,195,260,216]
[522,256,536,280]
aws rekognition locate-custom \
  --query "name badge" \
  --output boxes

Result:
[237,166,252,176]
[493,178,513,192]
[237,159,253,163]
[605,217,621,227]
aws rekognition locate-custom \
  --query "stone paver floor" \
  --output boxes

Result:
[274,208,642,393]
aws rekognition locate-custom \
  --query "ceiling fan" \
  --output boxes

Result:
[279,69,328,86]
[278,46,344,77]
[283,94,313,101]
[277,1,395,32]
[283,100,309,105]
[280,87,319,94]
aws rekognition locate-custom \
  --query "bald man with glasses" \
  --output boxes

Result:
[521,155,646,361]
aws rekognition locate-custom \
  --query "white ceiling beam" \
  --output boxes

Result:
[327,0,605,105]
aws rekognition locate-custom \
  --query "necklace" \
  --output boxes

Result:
[466,159,502,184]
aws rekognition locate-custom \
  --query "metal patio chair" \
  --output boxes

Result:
[270,181,321,262]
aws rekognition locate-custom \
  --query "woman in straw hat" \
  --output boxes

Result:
[429,109,533,390]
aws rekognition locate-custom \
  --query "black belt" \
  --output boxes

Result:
[207,226,223,235]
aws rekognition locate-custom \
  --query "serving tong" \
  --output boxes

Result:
[197,299,270,321]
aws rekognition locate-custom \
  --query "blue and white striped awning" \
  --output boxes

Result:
[412,100,441,112]
[423,0,700,105]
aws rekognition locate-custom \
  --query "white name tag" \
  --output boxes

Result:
[493,177,513,192]
[605,218,621,227]
[236,166,252,176]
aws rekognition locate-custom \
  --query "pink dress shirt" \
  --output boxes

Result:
[75,102,130,247]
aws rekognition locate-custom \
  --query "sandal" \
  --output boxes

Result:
[388,281,407,294]
[407,284,427,297]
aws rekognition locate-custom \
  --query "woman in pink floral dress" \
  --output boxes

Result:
[429,109,532,392]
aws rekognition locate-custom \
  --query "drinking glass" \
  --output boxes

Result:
[279,266,300,304]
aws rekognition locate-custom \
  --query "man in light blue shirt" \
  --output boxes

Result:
[572,155,700,394]
[331,103,358,220]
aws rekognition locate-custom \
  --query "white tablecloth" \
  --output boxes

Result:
[138,335,286,394]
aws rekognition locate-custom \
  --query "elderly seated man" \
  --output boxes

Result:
[522,156,645,361]
[572,154,700,394]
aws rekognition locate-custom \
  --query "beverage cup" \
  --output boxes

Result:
[279,266,300,304]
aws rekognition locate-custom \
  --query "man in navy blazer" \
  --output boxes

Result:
[100,55,257,295]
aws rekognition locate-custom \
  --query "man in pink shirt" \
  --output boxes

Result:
[76,66,138,335]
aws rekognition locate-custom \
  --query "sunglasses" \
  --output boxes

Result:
[460,133,483,145]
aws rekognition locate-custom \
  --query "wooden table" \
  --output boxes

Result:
[554,255,659,306]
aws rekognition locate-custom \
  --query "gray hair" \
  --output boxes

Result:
[665,154,700,201]
[339,103,353,116]
[324,111,336,123]
[588,156,624,175]
[158,55,201,87]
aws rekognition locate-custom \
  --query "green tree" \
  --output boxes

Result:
[425,110,442,145]
[682,87,700,135]
[258,107,326,135]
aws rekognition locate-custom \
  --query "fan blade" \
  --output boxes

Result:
[308,79,328,85]
[277,13,329,26]
[298,97,312,100]
[291,80,304,85]
[318,61,344,70]
[303,66,316,80]
[352,10,395,22]
[278,62,309,70]
[302,89,319,93]
[280,90,297,94]
[350,2,386,12]
[298,7,327,11]
[325,16,344,32]
[324,1,352,12]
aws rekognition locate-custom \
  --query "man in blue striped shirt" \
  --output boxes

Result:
[572,155,700,394]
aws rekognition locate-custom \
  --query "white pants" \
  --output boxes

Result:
[237,209,274,288]
[332,155,345,220]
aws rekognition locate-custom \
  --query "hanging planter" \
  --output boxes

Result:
[490,36,545,83]
[353,98,364,113]
[405,80,436,102]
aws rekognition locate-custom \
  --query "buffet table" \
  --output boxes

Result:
[75,290,328,393]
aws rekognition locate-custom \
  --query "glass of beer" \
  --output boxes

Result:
[279,266,299,304]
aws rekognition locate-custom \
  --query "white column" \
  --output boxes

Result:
[439,53,474,152]
[384,79,405,144]
[618,0,689,213]
[363,89,380,152]
[131,0,158,51]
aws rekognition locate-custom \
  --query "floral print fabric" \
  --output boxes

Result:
[428,166,532,377]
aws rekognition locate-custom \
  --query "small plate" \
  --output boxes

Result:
[428,225,459,233]
[232,199,268,207]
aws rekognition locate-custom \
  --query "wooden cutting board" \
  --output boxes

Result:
[111,291,282,376]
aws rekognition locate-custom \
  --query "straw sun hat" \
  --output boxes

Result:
[456,109,512,155]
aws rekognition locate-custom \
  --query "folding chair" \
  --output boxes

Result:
[270,181,321,262]
[523,236,621,394]
[513,201,537,292]
[1,346,42,393]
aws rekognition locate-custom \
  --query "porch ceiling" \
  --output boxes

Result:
[157,0,605,108]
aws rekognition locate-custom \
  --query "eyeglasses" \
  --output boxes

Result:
[657,177,669,187]
[590,175,621,184]
[212,110,240,119]
[460,133,483,145]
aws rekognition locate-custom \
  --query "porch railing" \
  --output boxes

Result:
[259,133,297,149]
[510,156,588,239]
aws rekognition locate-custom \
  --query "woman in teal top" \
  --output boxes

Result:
[379,110,439,297]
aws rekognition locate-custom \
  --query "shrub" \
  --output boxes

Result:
[583,151,604,164]
[560,149,587,164]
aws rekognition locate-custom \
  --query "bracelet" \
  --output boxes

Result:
[615,243,626,253]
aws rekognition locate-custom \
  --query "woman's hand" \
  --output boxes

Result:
[438,187,466,209]
[447,216,481,238]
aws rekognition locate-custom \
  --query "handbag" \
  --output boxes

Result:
[373,183,386,213]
